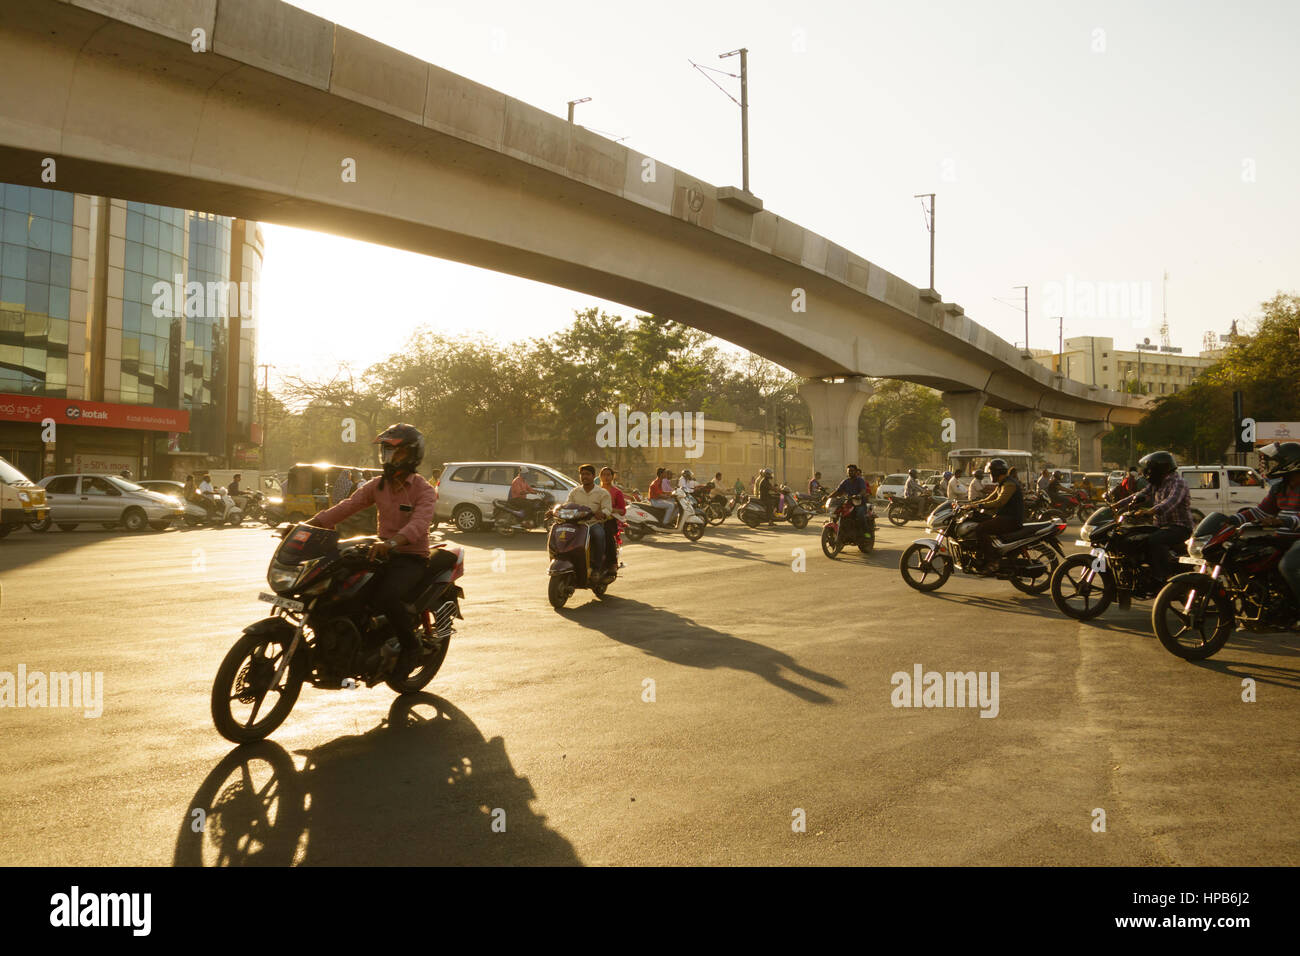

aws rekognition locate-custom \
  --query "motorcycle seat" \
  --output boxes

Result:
[995,520,1055,543]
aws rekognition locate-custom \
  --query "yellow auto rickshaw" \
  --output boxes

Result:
[274,463,382,533]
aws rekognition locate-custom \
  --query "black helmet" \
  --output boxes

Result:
[374,423,425,483]
[908,468,917,477]
[1138,450,1176,484]
[1259,442,1300,479]
[987,458,1008,479]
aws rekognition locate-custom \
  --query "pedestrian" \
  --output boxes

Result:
[332,468,354,506]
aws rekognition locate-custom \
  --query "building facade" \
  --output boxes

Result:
[0,184,261,479]
[1033,336,1216,397]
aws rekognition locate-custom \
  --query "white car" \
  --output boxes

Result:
[1177,464,1266,523]
[875,473,910,504]
[435,461,579,532]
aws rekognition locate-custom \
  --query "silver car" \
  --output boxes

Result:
[435,461,578,532]
[31,474,186,532]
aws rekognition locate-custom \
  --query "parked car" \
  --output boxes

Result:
[435,461,579,532]
[29,474,185,532]
[1177,464,1266,523]
[875,473,909,505]
[0,455,48,538]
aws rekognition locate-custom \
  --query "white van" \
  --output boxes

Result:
[0,456,49,538]
[1177,465,1267,522]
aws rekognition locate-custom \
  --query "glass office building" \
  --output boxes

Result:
[0,185,262,479]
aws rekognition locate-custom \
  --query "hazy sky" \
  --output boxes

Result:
[258,0,1300,384]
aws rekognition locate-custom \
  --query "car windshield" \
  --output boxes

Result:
[107,476,144,492]
[885,474,907,484]
[0,457,33,484]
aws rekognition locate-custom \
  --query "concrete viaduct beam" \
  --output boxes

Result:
[799,378,874,478]
[1002,409,1037,455]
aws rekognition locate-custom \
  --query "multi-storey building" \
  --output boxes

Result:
[1033,336,1216,398]
[0,184,262,479]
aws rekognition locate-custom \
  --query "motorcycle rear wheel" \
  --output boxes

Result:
[887,504,908,527]
[1050,553,1115,619]
[211,629,305,743]
[706,502,726,526]
[1152,574,1234,660]
[625,524,646,542]
[740,511,760,528]
[387,613,452,694]
[900,542,953,591]
[790,513,809,530]
[1010,543,1059,594]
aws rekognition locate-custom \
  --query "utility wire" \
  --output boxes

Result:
[689,59,741,107]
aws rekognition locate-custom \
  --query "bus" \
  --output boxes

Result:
[945,448,1034,479]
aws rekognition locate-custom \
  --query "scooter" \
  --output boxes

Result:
[546,504,620,608]
[739,486,811,529]
[491,492,555,536]
[184,488,245,527]
[623,487,707,542]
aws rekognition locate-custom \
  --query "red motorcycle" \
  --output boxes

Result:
[821,494,876,558]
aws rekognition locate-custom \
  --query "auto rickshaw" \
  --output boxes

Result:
[270,463,382,535]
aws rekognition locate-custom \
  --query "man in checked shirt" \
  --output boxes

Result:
[1112,450,1192,580]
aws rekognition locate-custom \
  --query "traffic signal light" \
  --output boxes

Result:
[777,413,786,449]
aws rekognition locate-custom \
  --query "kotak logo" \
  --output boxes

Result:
[65,405,107,421]
[65,405,80,419]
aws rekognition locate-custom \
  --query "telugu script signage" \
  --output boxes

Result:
[0,393,190,432]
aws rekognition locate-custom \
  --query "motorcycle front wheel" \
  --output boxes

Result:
[683,521,705,541]
[1050,553,1115,619]
[790,513,809,530]
[1152,574,1234,660]
[211,628,306,743]
[548,574,573,609]
[820,526,843,559]
[900,543,953,591]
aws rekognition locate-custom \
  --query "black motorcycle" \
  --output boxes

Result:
[491,492,556,536]
[547,503,619,608]
[1151,513,1300,660]
[884,492,945,527]
[1049,506,1175,619]
[899,499,1066,593]
[210,524,465,743]
[820,494,876,558]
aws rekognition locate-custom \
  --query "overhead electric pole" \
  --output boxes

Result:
[719,48,750,192]
[914,193,935,290]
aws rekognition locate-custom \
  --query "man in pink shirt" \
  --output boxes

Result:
[508,467,542,526]
[308,423,436,677]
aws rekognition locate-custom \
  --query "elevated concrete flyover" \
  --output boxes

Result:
[0,0,1143,471]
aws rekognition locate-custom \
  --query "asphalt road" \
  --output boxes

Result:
[1,513,1297,866]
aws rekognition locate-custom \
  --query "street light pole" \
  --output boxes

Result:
[914,193,935,289]
[567,97,591,124]
[1013,286,1029,353]
[720,48,749,192]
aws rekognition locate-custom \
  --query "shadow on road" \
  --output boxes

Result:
[174,695,580,866]
[557,597,845,704]
[1196,650,1300,691]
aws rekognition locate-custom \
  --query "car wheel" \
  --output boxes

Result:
[122,508,149,532]
[453,506,482,533]
[27,517,51,533]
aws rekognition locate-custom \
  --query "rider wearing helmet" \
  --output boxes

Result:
[968,458,1024,573]
[677,469,697,493]
[757,467,777,525]
[903,468,923,499]
[1113,450,1192,580]
[307,423,436,678]
[1232,442,1300,600]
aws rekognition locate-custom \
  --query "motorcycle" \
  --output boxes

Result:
[210,524,465,742]
[547,503,620,607]
[820,494,876,558]
[1049,506,1176,619]
[704,491,744,525]
[623,487,707,541]
[899,499,1066,593]
[491,492,555,536]
[739,485,811,529]
[1151,513,1300,660]
[233,490,268,524]
[884,492,945,527]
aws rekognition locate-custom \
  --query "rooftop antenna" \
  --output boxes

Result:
[1202,330,1216,353]
[1158,270,1171,349]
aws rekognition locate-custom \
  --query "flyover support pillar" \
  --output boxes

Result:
[1076,421,1113,471]
[1002,410,1038,455]
[798,377,874,479]
[940,390,987,449]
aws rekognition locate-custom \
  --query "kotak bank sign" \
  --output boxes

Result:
[0,393,189,432]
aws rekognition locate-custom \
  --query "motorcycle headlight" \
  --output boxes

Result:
[268,497,283,505]
[1187,536,1206,559]
[1079,524,1092,543]
[268,563,303,593]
